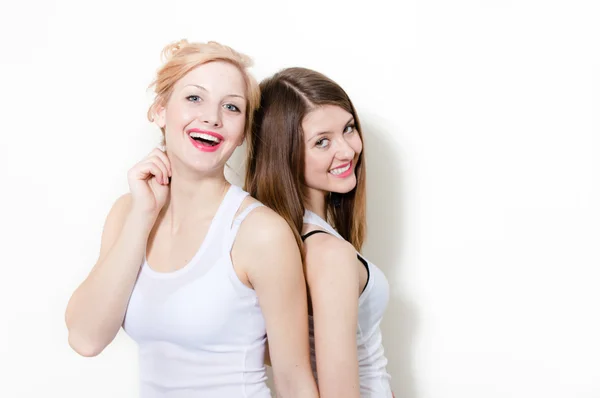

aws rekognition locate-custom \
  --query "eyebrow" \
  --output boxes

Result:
[184,84,245,100]
[307,116,356,141]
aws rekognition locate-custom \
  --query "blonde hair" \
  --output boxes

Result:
[147,39,260,144]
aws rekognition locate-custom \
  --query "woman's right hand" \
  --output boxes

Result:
[127,148,172,216]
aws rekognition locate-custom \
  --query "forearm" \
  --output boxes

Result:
[270,313,318,397]
[274,369,319,398]
[315,367,360,398]
[65,211,154,356]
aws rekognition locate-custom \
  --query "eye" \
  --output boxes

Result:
[344,124,356,134]
[186,95,201,102]
[315,138,330,148]
[223,103,241,113]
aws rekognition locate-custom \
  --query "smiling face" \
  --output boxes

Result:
[302,104,363,199]
[154,61,247,175]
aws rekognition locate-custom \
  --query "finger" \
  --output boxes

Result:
[147,156,169,185]
[151,148,172,177]
[136,162,164,184]
[148,174,168,193]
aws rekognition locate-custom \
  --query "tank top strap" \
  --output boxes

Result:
[303,210,342,239]
[232,202,264,228]
[223,199,265,253]
[208,184,244,244]
[217,184,249,225]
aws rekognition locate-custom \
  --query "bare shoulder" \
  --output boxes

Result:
[97,193,132,258]
[102,193,132,229]
[109,193,132,218]
[303,232,359,280]
[304,232,357,266]
[231,197,302,288]
[236,196,295,245]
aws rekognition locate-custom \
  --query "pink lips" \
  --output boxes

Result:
[187,129,224,152]
[330,161,353,178]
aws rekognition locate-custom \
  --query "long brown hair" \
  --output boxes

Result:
[245,67,367,251]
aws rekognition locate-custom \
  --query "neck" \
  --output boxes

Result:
[161,164,230,232]
[304,187,328,221]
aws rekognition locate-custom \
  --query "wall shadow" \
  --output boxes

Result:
[361,113,419,398]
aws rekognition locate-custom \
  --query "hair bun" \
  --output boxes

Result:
[205,41,254,68]
[160,39,190,62]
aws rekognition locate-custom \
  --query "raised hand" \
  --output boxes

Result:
[127,148,172,216]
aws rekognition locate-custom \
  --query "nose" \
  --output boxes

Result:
[335,137,355,160]
[200,105,222,128]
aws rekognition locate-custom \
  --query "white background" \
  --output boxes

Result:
[0,0,599,397]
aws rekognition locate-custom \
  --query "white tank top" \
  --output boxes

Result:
[303,210,393,397]
[123,185,271,398]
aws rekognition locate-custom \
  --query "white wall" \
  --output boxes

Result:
[1,0,598,397]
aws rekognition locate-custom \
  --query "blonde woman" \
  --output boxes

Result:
[65,41,318,398]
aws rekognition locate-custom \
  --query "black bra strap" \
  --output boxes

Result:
[301,230,330,241]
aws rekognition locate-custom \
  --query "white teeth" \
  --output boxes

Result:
[330,163,351,175]
[189,132,221,143]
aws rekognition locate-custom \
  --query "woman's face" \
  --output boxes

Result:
[155,61,247,175]
[302,104,362,198]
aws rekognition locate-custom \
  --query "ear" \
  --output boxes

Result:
[238,133,247,147]
[236,129,245,147]
[153,102,167,129]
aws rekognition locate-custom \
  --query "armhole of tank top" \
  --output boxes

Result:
[223,202,265,295]
[357,254,370,294]
[227,202,265,249]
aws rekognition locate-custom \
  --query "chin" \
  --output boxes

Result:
[174,155,219,175]
[179,147,230,172]
[330,178,357,195]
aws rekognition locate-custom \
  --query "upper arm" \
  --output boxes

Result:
[96,194,131,265]
[305,236,361,398]
[232,208,314,387]
[64,193,131,330]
